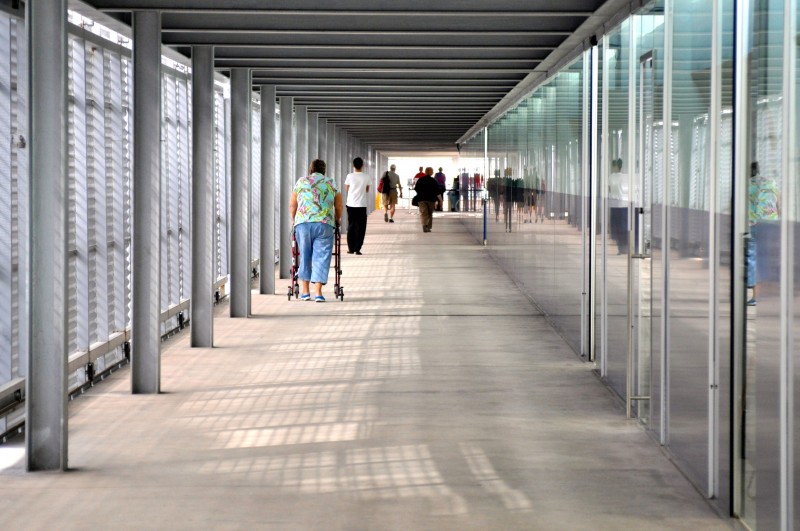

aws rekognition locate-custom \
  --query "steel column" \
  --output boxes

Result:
[318,118,327,162]
[308,111,319,163]
[26,0,69,471]
[279,96,293,279]
[190,45,215,347]
[326,122,336,174]
[131,11,162,395]
[295,105,308,179]
[229,68,251,317]
[260,86,277,295]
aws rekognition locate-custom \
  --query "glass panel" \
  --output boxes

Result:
[746,0,784,527]
[604,21,632,397]
[668,0,713,489]
[795,0,800,525]
[716,0,735,513]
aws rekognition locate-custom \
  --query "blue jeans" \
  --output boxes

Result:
[746,227,757,287]
[295,222,334,284]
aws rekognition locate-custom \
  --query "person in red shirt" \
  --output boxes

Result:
[414,166,426,182]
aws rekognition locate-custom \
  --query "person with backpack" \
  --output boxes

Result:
[414,167,442,233]
[380,164,402,223]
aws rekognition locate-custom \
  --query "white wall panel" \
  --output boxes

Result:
[0,14,13,383]
[251,101,261,264]
[67,36,90,354]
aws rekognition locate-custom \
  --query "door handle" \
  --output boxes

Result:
[631,206,650,259]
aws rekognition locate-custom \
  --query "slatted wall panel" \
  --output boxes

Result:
[0,15,13,383]
[177,76,191,302]
[251,100,261,264]
[160,73,174,318]
[104,49,127,333]
[67,35,90,355]
[85,43,108,345]
[10,15,27,378]
[214,89,229,280]
[122,55,132,329]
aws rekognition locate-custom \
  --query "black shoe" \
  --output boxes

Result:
[389,219,395,223]
[355,251,363,255]
[347,251,354,254]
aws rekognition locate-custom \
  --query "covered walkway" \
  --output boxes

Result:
[0,212,726,530]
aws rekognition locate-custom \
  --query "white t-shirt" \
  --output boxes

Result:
[345,172,371,208]
[608,171,629,208]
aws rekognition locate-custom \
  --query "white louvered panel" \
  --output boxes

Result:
[251,103,261,263]
[68,36,90,354]
[0,14,13,383]
[104,49,126,332]
[214,90,229,278]
[160,73,172,314]
[177,77,191,301]
[10,15,28,378]
[122,56,132,329]
[274,114,280,260]
[85,42,109,344]
[167,73,182,308]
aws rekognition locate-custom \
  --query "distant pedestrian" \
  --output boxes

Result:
[344,157,370,255]
[414,167,441,233]
[290,159,343,302]
[434,168,447,211]
[414,166,426,182]
[381,163,403,223]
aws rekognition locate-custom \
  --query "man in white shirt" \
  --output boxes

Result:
[344,157,371,255]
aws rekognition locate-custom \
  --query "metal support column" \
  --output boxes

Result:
[190,45,215,347]
[131,11,162,394]
[229,68,251,317]
[260,86,277,295]
[327,122,336,174]
[295,105,308,177]
[26,0,68,471]
[279,96,293,279]
[308,111,319,163]
[318,118,327,162]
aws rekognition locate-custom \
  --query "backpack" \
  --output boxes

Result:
[379,173,391,194]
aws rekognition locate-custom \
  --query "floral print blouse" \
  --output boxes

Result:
[749,174,780,224]
[293,172,338,227]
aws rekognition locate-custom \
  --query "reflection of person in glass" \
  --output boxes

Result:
[608,158,629,254]
[747,161,780,306]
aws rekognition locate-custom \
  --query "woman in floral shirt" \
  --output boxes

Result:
[290,159,343,302]
[746,161,781,306]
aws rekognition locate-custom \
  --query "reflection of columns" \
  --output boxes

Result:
[318,118,327,162]
[308,111,319,163]
[260,86,276,295]
[295,105,308,178]
[339,130,348,232]
[229,69,251,317]
[26,0,69,471]
[279,97,293,279]
[190,45,215,348]
[131,11,162,395]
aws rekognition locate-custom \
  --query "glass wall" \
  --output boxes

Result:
[463,56,586,355]
[460,0,742,520]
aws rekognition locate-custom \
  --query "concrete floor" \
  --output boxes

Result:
[0,210,731,530]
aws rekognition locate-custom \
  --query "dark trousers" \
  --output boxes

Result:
[609,207,628,253]
[419,201,436,231]
[346,206,367,252]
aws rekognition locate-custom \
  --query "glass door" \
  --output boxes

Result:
[628,52,655,422]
